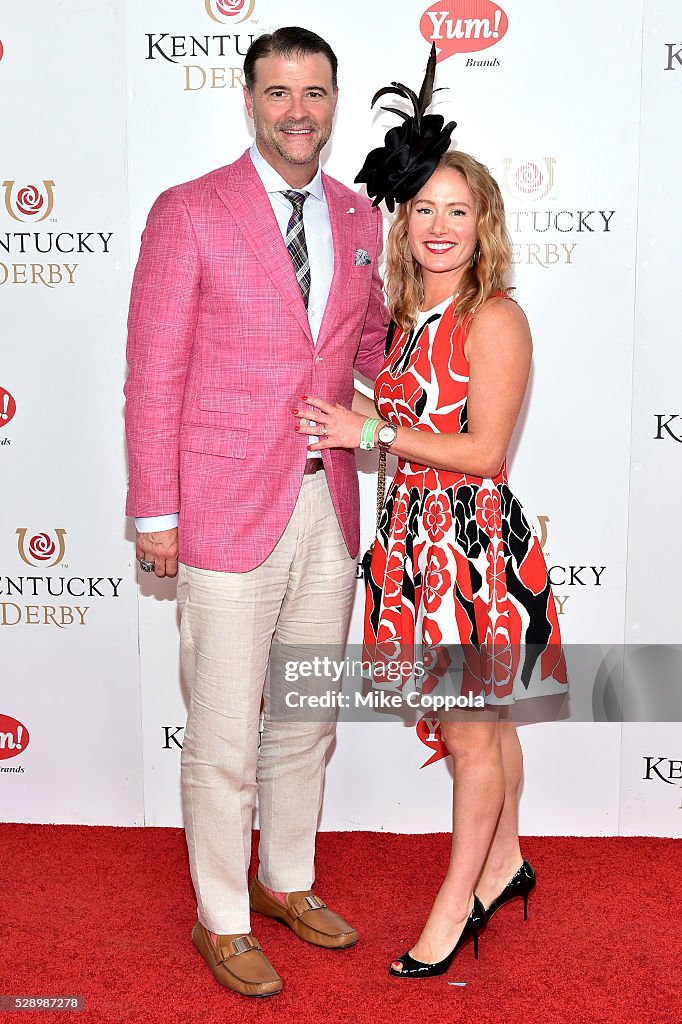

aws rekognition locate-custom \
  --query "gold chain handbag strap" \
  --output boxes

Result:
[373,319,396,533]
[362,449,386,585]
[375,449,387,533]
[362,320,395,584]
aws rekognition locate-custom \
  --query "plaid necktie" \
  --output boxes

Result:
[280,190,311,308]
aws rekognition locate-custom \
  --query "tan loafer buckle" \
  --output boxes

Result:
[291,893,327,917]
[217,933,261,963]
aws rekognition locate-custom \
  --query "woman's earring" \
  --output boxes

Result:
[472,243,481,266]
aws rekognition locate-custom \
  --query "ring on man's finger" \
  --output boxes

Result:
[139,559,155,572]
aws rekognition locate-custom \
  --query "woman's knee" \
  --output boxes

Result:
[440,720,501,762]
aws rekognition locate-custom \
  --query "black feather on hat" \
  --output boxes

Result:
[355,44,457,213]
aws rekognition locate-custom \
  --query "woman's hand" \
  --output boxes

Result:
[293,395,375,451]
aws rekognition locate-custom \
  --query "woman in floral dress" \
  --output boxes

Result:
[294,149,566,976]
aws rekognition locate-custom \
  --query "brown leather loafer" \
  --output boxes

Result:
[249,877,359,949]
[191,921,282,997]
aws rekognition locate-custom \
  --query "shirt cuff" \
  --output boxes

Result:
[135,513,179,532]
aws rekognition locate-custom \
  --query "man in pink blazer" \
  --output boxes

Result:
[125,28,388,997]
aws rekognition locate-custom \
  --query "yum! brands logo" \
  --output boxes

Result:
[0,714,30,761]
[416,713,449,768]
[0,386,16,430]
[421,0,508,62]
[205,0,255,23]
[2,180,56,223]
[17,528,67,568]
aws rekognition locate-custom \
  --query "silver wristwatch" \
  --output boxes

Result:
[377,421,398,450]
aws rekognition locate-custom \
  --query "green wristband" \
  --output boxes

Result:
[360,417,381,451]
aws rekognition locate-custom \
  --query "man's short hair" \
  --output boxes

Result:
[244,26,338,93]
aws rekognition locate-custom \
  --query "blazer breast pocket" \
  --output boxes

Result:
[353,247,372,268]
[349,253,373,307]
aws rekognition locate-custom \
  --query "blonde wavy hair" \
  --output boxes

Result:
[385,151,512,330]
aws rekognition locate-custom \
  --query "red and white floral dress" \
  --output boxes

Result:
[363,294,567,703]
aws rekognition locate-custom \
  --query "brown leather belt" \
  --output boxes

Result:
[303,459,324,475]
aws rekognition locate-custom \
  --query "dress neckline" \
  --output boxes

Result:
[415,294,455,327]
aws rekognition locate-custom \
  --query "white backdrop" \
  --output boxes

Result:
[1,0,680,838]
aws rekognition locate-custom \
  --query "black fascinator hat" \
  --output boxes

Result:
[354,44,456,213]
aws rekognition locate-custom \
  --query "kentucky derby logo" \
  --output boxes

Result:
[421,1,508,62]
[16,528,67,568]
[0,386,16,428]
[2,180,55,222]
[500,158,556,201]
[204,0,255,23]
[536,515,550,551]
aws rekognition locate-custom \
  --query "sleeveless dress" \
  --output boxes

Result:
[363,294,567,704]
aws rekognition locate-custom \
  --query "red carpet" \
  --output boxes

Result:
[0,825,679,1024]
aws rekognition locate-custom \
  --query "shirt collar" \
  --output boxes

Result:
[249,142,325,202]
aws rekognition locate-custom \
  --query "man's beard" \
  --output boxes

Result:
[254,114,330,166]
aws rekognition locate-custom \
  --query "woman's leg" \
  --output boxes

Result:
[474,720,524,910]
[397,715,504,967]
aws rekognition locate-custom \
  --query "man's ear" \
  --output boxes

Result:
[243,86,254,119]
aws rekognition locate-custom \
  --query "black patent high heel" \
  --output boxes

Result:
[389,895,486,979]
[484,860,536,921]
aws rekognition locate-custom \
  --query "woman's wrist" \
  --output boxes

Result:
[360,417,381,450]
[376,421,399,451]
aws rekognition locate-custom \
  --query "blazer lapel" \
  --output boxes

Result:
[214,152,313,344]
[316,175,353,350]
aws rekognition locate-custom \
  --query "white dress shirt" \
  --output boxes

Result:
[135,143,334,534]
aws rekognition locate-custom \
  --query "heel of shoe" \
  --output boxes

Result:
[484,859,536,923]
[473,931,479,960]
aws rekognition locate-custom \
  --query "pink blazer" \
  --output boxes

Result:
[125,150,389,571]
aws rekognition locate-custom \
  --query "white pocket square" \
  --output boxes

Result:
[354,248,371,266]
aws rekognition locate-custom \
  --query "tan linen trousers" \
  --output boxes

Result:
[178,472,357,934]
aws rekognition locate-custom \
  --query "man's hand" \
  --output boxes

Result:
[136,528,178,578]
